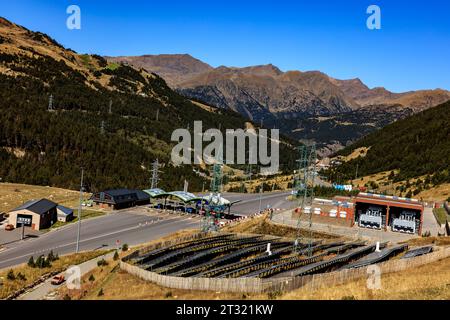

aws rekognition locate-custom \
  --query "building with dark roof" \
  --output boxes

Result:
[57,205,74,222]
[90,189,151,210]
[9,198,58,230]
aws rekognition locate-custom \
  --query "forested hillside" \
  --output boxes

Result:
[329,100,450,188]
[0,18,297,193]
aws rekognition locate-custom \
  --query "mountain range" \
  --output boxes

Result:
[108,54,450,154]
[0,17,297,191]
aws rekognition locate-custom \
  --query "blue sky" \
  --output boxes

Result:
[1,0,449,92]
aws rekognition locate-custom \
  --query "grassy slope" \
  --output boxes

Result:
[0,182,87,212]
[0,251,106,299]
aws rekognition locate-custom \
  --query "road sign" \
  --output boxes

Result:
[17,214,32,227]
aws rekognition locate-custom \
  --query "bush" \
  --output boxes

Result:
[165,291,173,298]
[27,256,35,268]
[17,272,27,281]
[341,295,357,300]
[63,294,71,300]
[121,244,129,252]
[113,251,119,261]
[98,288,104,296]
[88,274,95,282]
[6,270,15,281]
[267,290,282,300]
[97,259,108,267]
[35,255,51,268]
[47,250,57,262]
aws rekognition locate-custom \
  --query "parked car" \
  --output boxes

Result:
[5,224,14,231]
[51,275,65,285]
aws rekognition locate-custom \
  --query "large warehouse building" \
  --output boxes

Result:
[353,193,424,235]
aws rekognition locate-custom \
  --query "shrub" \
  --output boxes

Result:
[27,256,35,268]
[165,291,173,298]
[97,259,108,267]
[6,270,15,281]
[122,244,129,252]
[17,272,27,281]
[98,288,104,296]
[35,255,51,268]
[341,295,357,300]
[88,274,95,282]
[113,251,119,261]
[47,250,56,262]
[267,290,282,300]
[63,294,71,300]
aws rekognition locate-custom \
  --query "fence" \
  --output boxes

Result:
[266,246,450,292]
[121,234,450,294]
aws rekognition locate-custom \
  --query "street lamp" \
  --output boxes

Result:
[75,167,84,253]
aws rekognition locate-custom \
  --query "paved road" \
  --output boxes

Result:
[225,191,294,215]
[17,252,116,300]
[0,192,292,270]
[422,207,442,236]
[0,209,201,270]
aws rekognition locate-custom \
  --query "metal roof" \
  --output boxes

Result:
[11,198,57,215]
[90,189,150,204]
[57,205,73,215]
[143,188,166,198]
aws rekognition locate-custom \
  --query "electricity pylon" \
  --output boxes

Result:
[150,159,162,189]
[48,94,54,112]
[294,144,317,256]
[202,149,224,233]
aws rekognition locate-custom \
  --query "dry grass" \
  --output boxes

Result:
[58,253,450,300]
[64,261,254,300]
[416,183,450,202]
[0,251,106,299]
[335,147,370,162]
[0,182,90,212]
[224,213,340,240]
[400,236,450,247]
[225,175,293,193]
[281,257,450,300]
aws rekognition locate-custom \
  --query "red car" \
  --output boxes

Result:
[51,275,65,285]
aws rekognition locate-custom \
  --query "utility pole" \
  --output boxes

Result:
[258,184,263,213]
[75,167,84,253]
